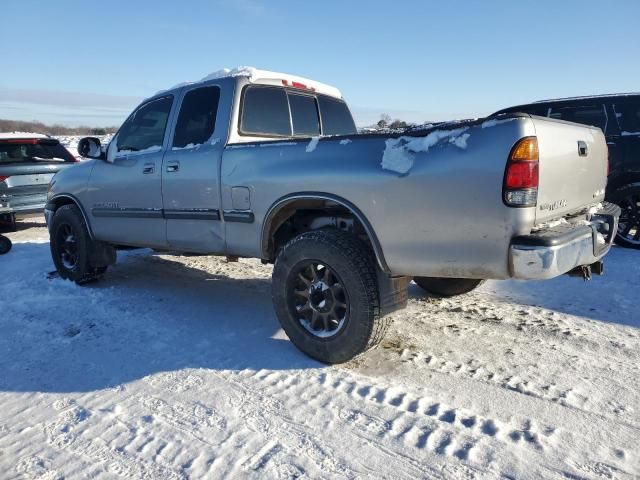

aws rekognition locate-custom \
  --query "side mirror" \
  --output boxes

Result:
[78,137,104,159]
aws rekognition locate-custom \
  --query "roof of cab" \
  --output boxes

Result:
[156,66,343,99]
[532,92,640,104]
[0,132,50,140]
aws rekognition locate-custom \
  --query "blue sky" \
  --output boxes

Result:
[2,0,639,127]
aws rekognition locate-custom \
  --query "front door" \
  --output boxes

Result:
[88,95,174,248]
[161,84,225,253]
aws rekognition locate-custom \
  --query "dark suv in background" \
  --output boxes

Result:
[0,133,76,230]
[494,94,640,249]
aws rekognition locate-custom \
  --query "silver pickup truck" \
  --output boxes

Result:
[45,68,619,363]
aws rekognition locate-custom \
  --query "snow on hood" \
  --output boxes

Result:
[381,128,470,174]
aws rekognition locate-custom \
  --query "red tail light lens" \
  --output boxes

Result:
[503,137,539,207]
[505,162,539,189]
[0,176,8,182]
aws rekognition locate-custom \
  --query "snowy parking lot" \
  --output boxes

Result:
[1,217,639,479]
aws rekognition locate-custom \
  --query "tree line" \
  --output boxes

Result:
[0,119,118,136]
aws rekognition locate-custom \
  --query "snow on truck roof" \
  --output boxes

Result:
[0,132,51,140]
[157,66,343,99]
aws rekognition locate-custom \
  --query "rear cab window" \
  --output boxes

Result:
[0,139,75,165]
[239,85,356,138]
[317,96,357,135]
[173,86,220,148]
[241,86,291,136]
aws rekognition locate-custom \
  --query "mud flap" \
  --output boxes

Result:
[377,269,409,316]
[90,241,117,268]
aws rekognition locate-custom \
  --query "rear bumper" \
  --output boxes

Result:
[0,191,47,215]
[509,202,620,280]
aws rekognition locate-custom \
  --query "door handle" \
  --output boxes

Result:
[166,161,180,173]
[143,163,155,174]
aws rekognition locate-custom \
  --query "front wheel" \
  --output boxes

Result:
[609,183,640,249]
[271,230,387,364]
[49,204,108,284]
[413,277,485,297]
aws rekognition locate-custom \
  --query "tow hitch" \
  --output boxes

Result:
[567,261,604,281]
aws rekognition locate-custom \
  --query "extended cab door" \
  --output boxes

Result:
[88,95,174,248]
[161,84,225,252]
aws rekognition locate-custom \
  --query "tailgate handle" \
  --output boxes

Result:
[578,141,588,157]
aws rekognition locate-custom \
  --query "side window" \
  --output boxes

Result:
[288,93,320,136]
[547,104,607,131]
[173,86,220,148]
[241,86,291,136]
[117,96,173,152]
[317,96,357,135]
[613,102,640,133]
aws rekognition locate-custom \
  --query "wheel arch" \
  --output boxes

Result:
[48,194,95,239]
[606,169,640,194]
[261,192,390,273]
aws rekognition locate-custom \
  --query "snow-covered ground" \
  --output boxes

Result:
[1,217,639,479]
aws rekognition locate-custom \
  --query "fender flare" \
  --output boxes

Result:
[261,192,390,273]
[47,194,95,239]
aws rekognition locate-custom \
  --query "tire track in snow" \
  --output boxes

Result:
[41,400,187,480]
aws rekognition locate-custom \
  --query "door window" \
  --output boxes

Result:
[613,102,640,133]
[547,104,608,131]
[116,96,173,152]
[173,86,221,148]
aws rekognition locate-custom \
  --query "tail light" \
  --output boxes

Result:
[503,136,539,207]
[0,176,8,182]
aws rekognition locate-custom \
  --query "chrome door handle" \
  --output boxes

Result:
[166,161,180,173]
[143,163,155,174]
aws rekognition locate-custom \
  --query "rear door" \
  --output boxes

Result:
[0,138,75,212]
[610,99,640,175]
[89,95,174,248]
[161,84,225,252]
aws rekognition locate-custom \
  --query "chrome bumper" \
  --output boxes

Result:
[509,202,620,280]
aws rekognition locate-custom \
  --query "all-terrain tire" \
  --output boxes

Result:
[49,204,108,284]
[413,277,485,297]
[272,230,387,364]
[608,183,640,250]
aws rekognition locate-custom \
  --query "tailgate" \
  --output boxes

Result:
[532,117,607,224]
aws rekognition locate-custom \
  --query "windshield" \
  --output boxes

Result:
[0,140,76,165]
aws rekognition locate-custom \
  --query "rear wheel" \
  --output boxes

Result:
[50,204,108,283]
[272,230,386,364]
[610,183,640,249]
[413,277,484,297]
